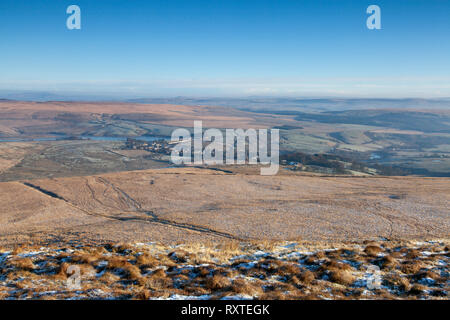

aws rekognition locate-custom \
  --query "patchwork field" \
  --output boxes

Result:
[0,101,296,136]
[0,140,168,182]
[2,100,449,175]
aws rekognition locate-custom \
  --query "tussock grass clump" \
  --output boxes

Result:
[304,256,317,265]
[218,241,241,252]
[314,251,326,259]
[389,251,404,259]
[335,248,357,258]
[328,270,355,286]
[412,270,442,282]
[192,266,212,278]
[400,261,424,274]
[409,284,428,295]
[9,257,35,271]
[259,291,288,300]
[383,273,411,292]
[299,270,315,284]
[364,245,383,257]
[231,258,252,267]
[289,275,302,286]
[406,249,421,260]
[144,273,173,290]
[258,259,284,274]
[56,262,70,279]
[364,241,382,247]
[136,253,159,268]
[113,244,135,255]
[379,255,398,270]
[205,275,231,290]
[276,263,302,276]
[71,253,100,265]
[322,260,353,272]
[105,257,141,280]
[98,271,121,285]
[168,250,190,263]
[134,289,152,300]
[250,240,279,252]
[230,278,263,296]
[78,263,97,278]
[11,245,27,255]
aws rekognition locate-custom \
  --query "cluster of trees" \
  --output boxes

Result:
[280,152,348,174]
[281,151,410,176]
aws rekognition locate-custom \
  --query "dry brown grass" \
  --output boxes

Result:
[136,253,159,268]
[99,271,121,284]
[0,240,447,300]
[134,289,153,300]
[400,261,424,274]
[412,270,442,282]
[379,255,399,270]
[71,253,101,265]
[299,270,315,284]
[105,256,141,280]
[364,245,383,257]
[329,270,356,285]
[384,273,411,291]
[406,249,421,259]
[276,263,302,276]
[409,284,428,295]
[9,257,35,271]
[323,260,353,272]
[205,275,231,290]
[143,269,173,290]
[231,278,263,296]
[2,166,449,248]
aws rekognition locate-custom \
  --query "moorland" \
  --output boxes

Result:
[0,99,448,299]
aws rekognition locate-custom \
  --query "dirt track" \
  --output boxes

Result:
[0,168,448,246]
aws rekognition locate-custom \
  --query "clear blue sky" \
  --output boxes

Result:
[0,0,449,97]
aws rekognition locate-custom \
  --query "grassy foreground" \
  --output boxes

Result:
[0,240,448,300]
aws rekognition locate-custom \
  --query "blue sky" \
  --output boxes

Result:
[0,0,449,97]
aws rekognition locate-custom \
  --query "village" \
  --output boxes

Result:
[123,138,173,155]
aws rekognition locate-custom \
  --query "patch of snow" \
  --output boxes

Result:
[0,252,10,264]
[220,294,254,300]
[280,243,298,249]
[97,260,108,268]
[134,243,146,247]
[253,250,270,257]
[235,261,257,269]
[418,278,435,286]
[153,294,212,300]
[18,251,44,258]
[437,260,447,266]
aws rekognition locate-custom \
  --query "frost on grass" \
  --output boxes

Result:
[0,240,448,300]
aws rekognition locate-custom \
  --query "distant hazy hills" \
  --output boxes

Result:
[289,110,450,133]
[1,91,449,112]
[128,97,450,112]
